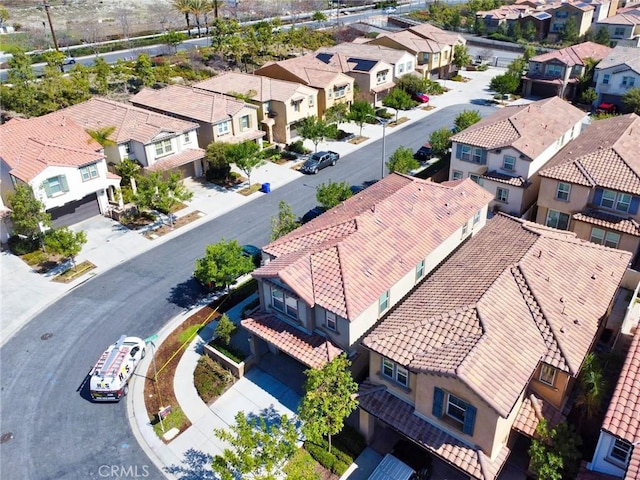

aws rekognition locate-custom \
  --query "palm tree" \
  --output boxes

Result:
[575,353,608,424]
[86,126,117,148]
[189,0,208,38]
[172,0,192,36]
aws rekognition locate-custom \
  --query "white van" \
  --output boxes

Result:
[89,335,146,402]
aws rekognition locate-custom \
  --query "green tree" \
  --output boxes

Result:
[429,127,454,159]
[134,172,193,223]
[507,56,527,78]
[507,21,522,41]
[0,6,9,26]
[194,239,254,291]
[454,109,482,132]
[2,50,37,115]
[212,411,299,480]
[575,353,608,423]
[271,201,299,241]
[529,420,583,480]
[215,313,237,346]
[86,126,117,148]
[523,44,537,63]
[316,181,352,209]
[92,57,111,94]
[453,44,471,70]
[172,0,193,35]
[386,146,419,174]
[382,88,414,122]
[523,21,537,41]
[205,141,231,182]
[623,87,640,114]
[298,354,358,453]
[325,103,349,127]
[298,116,331,152]
[580,87,597,105]
[311,11,327,22]
[396,74,429,95]
[134,54,155,87]
[559,17,579,44]
[6,184,52,239]
[225,141,264,186]
[347,100,376,137]
[161,30,187,54]
[595,27,610,46]
[115,158,141,187]
[490,73,520,98]
[43,227,88,271]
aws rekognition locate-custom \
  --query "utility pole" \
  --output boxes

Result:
[42,2,60,52]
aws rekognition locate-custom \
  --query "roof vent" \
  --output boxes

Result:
[591,273,596,280]
[573,319,580,325]
[560,297,564,303]
[560,327,566,333]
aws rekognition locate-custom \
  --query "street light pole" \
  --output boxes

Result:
[378,118,388,179]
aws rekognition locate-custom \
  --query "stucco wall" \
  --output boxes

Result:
[529,364,571,409]
[590,431,630,477]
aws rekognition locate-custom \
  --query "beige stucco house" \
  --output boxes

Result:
[593,46,640,111]
[192,73,318,145]
[449,97,587,217]
[595,9,640,47]
[536,113,640,258]
[358,213,631,480]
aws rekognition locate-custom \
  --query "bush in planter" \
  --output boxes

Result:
[286,140,309,155]
[215,313,236,345]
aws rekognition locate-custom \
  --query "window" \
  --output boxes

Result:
[217,121,231,135]
[240,115,250,130]
[334,85,347,98]
[609,438,632,465]
[473,210,481,225]
[124,142,131,155]
[616,193,632,212]
[272,288,284,312]
[555,10,568,17]
[382,358,409,387]
[469,173,484,186]
[601,189,616,208]
[461,222,469,238]
[452,170,463,180]
[154,138,173,157]
[622,76,635,87]
[398,63,405,74]
[326,311,337,331]
[598,189,636,213]
[546,64,562,77]
[556,182,571,201]
[271,288,299,319]
[376,70,389,84]
[328,88,333,99]
[503,156,516,171]
[447,395,468,423]
[432,388,477,436]
[80,164,99,181]
[496,187,509,203]
[539,364,556,386]
[590,228,620,248]
[379,290,389,314]
[422,52,430,63]
[602,74,610,85]
[406,61,413,71]
[183,132,191,143]
[614,27,625,36]
[433,53,440,63]
[285,295,298,319]
[546,210,570,230]
[471,148,482,164]
[308,96,314,107]
[43,175,69,197]
[460,145,471,161]
[292,100,302,112]
[416,260,425,281]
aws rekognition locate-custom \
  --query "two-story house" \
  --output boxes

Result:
[522,41,611,100]
[367,23,465,79]
[61,97,206,179]
[593,46,640,110]
[449,97,587,217]
[192,73,318,145]
[241,174,493,375]
[584,330,640,479]
[254,55,355,118]
[358,213,631,480]
[547,0,595,42]
[595,8,640,47]
[129,85,264,150]
[0,112,121,228]
[536,114,640,258]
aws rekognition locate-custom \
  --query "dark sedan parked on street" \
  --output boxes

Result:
[300,151,340,174]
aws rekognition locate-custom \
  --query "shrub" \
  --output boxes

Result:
[22,249,48,266]
[8,235,40,256]
[450,74,463,82]
[333,424,366,458]
[477,64,489,71]
[423,79,445,95]
[305,442,335,471]
[194,354,234,402]
[286,140,309,154]
[283,448,321,480]
[280,151,298,160]
[215,313,237,345]
[375,107,392,119]
[332,460,350,475]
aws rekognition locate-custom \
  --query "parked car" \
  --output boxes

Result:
[412,92,429,104]
[63,56,76,65]
[383,6,397,14]
[350,185,365,195]
[414,143,432,162]
[300,151,340,174]
[301,206,327,224]
[241,245,262,267]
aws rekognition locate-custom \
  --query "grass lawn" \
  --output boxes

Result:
[53,261,96,283]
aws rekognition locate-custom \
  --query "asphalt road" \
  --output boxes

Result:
[0,104,495,480]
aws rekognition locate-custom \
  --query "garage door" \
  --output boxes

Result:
[175,161,196,179]
[530,82,557,98]
[49,193,100,228]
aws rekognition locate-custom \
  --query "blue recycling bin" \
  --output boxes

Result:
[261,183,271,193]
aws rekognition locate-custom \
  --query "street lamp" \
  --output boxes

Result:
[376,117,389,179]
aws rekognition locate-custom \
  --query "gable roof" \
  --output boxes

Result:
[450,97,586,160]
[530,41,611,66]
[129,85,247,124]
[596,46,640,75]
[369,29,446,55]
[597,10,640,25]
[407,23,466,46]
[363,214,630,417]
[539,114,640,195]
[318,42,412,66]
[61,97,198,145]
[254,174,493,321]
[193,72,317,103]
[0,113,105,183]
[256,55,354,89]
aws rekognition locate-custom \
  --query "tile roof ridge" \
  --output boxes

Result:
[334,242,352,318]
[573,158,598,186]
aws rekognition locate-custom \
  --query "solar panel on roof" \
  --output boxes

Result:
[534,12,551,19]
[576,2,588,7]
[347,57,377,72]
[316,53,333,64]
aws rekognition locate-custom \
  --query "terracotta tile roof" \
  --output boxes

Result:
[512,392,566,437]
[254,174,494,319]
[256,55,354,89]
[627,449,640,480]
[0,114,105,183]
[318,42,410,66]
[193,72,317,103]
[60,97,198,145]
[451,97,586,160]
[539,114,640,194]
[530,42,611,66]
[602,331,640,444]
[596,46,640,74]
[369,30,443,55]
[363,214,631,417]
[481,170,529,187]
[573,210,640,236]
[241,313,343,368]
[597,11,640,25]
[145,148,205,172]
[407,23,466,47]
[576,462,623,480]
[130,86,247,124]
[358,380,510,480]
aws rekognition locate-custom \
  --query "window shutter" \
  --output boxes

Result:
[630,196,640,215]
[43,180,52,198]
[593,188,603,206]
[60,175,69,192]
[481,150,487,165]
[456,143,462,159]
[432,387,444,417]
[463,404,477,436]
